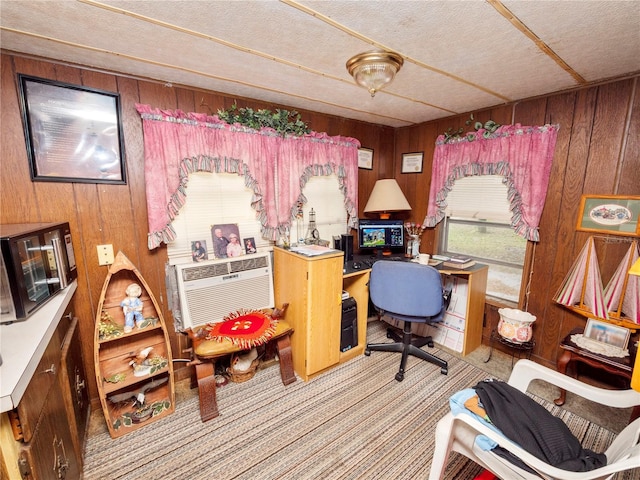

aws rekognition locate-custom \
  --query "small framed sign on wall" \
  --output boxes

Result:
[18,74,127,184]
[358,148,373,170]
[401,152,423,174]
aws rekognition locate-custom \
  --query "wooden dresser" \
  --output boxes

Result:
[0,283,89,479]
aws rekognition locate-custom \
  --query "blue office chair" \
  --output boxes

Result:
[365,260,449,381]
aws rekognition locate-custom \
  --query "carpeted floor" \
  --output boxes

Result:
[82,320,635,479]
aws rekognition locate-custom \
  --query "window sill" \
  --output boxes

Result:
[485,295,518,309]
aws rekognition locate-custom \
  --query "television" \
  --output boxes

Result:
[357,219,405,254]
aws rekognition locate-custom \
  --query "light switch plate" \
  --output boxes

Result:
[97,244,114,266]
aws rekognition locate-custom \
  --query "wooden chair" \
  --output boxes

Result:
[186,319,295,422]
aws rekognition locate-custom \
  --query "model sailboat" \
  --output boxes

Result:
[554,236,639,327]
[604,242,639,322]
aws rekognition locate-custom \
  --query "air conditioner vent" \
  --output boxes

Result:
[181,262,229,282]
[229,255,268,273]
[184,275,272,328]
[173,252,274,330]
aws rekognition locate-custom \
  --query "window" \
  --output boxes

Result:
[167,172,348,264]
[295,175,349,244]
[438,175,527,303]
[168,172,262,263]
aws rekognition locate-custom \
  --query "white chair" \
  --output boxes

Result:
[429,359,640,480]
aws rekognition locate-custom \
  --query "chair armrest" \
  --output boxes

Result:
[508,359,640,409]
[451,412,640,479]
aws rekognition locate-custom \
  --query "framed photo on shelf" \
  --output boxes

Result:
[211,223,243,258]
[191,240,208,262]
[576,194,640,237]
[584,318,630,350]
[244,237,257,254]
[18,74,126,184]
[401,152,423,174]
[358,148,373,170]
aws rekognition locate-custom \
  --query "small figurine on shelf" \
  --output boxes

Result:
[121,283,144,333]
[304,208,320,245]
[128,346,154,377]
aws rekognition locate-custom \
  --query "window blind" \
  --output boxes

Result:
[445,175,511,223]
[168,172,348,264]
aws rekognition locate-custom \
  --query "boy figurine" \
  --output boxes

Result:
[121,283,144,333]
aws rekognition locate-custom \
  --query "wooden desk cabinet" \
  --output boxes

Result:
[383,263,488,356]
[340,268,372,363]
[439,264,489,356]
[273,248,370,381]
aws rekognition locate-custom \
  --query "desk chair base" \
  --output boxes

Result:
[365,323,448,381]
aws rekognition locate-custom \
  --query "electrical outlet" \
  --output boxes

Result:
[97,244,114,266]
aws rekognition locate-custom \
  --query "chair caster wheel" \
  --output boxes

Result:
[428,341,434,348]
[386,330,393,339]
[441,367,448,375]
[395,372,404,382]
[364,349,371,356]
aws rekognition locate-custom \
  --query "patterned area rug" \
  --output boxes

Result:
[83,321,629,480]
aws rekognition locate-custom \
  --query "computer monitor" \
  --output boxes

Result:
[357,219,405,255]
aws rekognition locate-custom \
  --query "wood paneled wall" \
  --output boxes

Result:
[0,53,393,406]
[396,77,640,367]
[1,52,638,410]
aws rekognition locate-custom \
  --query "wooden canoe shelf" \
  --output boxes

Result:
[94,251,175,438]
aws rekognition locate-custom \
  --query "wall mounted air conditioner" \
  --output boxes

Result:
[174,252,274,330]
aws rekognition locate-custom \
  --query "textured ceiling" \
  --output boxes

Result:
[1,0,639,127]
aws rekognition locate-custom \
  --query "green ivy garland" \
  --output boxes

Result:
[443,113,501,143]
[217,103,311,137]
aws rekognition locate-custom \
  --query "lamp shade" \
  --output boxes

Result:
[364,179,411,218]
[629,257,640,276]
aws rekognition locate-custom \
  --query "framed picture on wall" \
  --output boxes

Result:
[401,152,423,174]
[18,74,126,184]
[576,194,640,237]
[358,148,373,170]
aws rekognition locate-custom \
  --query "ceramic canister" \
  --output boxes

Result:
[497,308,536,343]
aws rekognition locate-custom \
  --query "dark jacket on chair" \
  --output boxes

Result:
[474,379,607,473]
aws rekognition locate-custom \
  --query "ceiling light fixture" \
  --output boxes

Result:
[346,50,404,97]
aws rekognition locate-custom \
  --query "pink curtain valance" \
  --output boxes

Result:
[136,104,360,249]
[424,123,559,241]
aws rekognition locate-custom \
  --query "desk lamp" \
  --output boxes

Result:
[363,179,411,219]
[629,257,640,391]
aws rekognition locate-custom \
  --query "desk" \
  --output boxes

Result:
[273,247,370,381]
[348,255,488,356]
[555,328,640,421]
